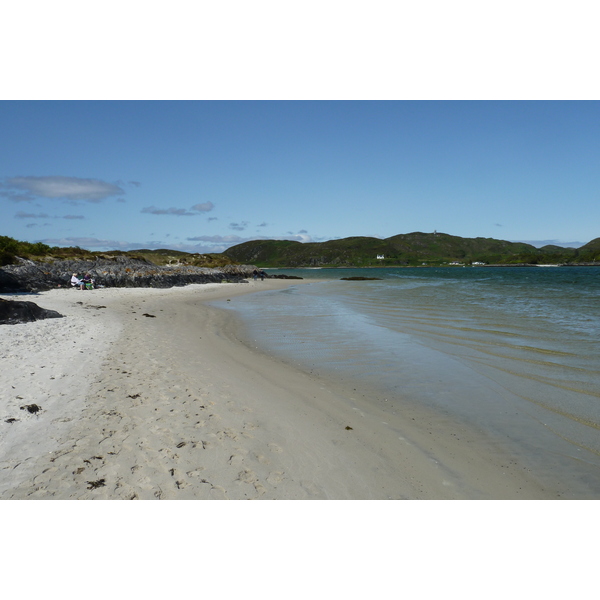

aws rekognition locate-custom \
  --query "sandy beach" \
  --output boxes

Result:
[0,279,562,499]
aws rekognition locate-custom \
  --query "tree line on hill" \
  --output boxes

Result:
[222,232,600,268]
[2,232,599,272]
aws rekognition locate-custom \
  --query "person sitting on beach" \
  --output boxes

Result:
[82,273,95,289]
[71,273,84,290]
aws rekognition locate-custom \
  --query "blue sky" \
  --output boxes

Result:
[1,100,598,252]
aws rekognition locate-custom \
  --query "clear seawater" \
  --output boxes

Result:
[213,266,600,496]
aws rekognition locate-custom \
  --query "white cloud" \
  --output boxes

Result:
[142,202,215,216]
[191,201,214,212]
[142,206,197,216]
[4,176,124,202]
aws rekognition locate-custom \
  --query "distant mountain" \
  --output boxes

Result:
[223,232,599,267]
[512,240,585,249]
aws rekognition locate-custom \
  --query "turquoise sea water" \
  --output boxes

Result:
[214,266,600,497]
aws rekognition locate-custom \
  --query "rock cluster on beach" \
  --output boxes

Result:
[0,255,260,293]
[0,297,63,325]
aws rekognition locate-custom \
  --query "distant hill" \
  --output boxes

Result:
[0,236,237,268]
[577,237,600,261]
[3,233,599,272]
[223,232,597,267]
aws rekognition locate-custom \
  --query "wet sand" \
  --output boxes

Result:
[1,280,561,499]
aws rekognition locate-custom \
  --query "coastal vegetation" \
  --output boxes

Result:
[0,236,236,268]
[2,233,600,272]
[223,232,600,268]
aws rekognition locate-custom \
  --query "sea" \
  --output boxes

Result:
[212,266,600,497]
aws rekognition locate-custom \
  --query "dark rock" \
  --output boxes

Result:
[0,298,63,325]
[340,277,383,281]
[0,256,259,293]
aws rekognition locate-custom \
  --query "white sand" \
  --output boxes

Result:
[0,280,559,499]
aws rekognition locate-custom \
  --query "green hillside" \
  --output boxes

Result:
[223,232,587,267]
[3,232,598,271]
[577,237,600,262]
[0,236,237,268]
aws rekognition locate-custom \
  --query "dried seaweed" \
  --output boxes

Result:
[86,479,106,490]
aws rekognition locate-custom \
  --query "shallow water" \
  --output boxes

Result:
[213,266,600,497]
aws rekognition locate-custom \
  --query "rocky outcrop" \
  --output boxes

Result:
[0,256,259,293]
[0,298,63,325]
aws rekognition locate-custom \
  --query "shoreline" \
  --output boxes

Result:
[1,280,563,499]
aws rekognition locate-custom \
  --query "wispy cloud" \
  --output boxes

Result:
[191,201,214,212]
[2,176,124,203]
[142,202,216,217]
[15,211,84,220]
[0,192,33,203]
[38,236,132,249]
[142,206,198,216]
[229,221,249,231]
[187,234,248,244]
[15,211,50,219]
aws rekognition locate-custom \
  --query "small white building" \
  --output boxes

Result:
[377,255,385,260]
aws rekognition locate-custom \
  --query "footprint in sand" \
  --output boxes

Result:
[186,468,205,477]
[268,443,283,453]
[210,485,227,499]
[236,470,265,493]
[266,471,284,486]
[228,454,244,466]
[236,469,257,484]
[253,481,267,496]
[218,428,238,441]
